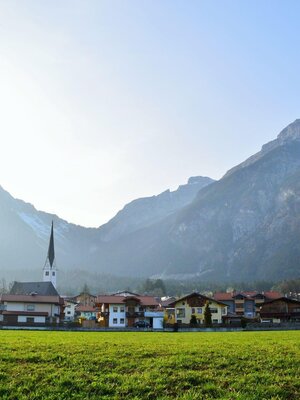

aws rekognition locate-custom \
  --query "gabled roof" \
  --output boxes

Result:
[96,294,159,307]
[9,282,59,296]
[261,297,300,306]
[169,292,227,307]
[96,295,126,304]
[213,291,283,301]
[1,294,64,305]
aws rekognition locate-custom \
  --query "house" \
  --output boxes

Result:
[96,293,163,329]
[213,291,282,318]
[0,282,64,326]
[63,298,78,321]
[75,305,99,321]
[169,292,228,325]
[72,292,97,307]
[259,297,300,323]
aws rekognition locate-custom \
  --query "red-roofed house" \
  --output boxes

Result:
[213,291,283,318]
[96,293,163,329]
[0,293,64,325]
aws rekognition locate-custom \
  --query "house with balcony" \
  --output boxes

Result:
[259,297,300,323]
[168,292,228,325]
[0,281,64,326]
[213,291,282,318]
[96,292,163,329]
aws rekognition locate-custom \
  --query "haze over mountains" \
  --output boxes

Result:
[1,120,300,286]
[0,176,213,283]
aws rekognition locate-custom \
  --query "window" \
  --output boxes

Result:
[120,307,125,313]
[120,318,125,324]
[113,306,118,313]
[67,311,71,315]
[222,308,227,315]
[27,305,35,311]
[45,271,49,276]
[192,308,195,314]
[210,308,218,314]
[113,318,118,324]
[212,319,219,323]
[176,308,185,318]
[26,317,34,323]
[197,308,202,314]
[52,271,55,276]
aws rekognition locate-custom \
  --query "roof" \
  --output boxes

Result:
[261,297,300,306]
[10,282,59,296]
[160,297,177,307]
[213,291,283,301]
[263,291,283,300]
[96,295,159,307]
[214,292,234,301]
[169,292,227,307]
[96,295,126,304]
[1,294,64,305]
[76,305,98,312]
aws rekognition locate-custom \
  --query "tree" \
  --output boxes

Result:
[190,314,197,326]
[204,302,212,327]
[140,279,166,296]
[0,278,8,295]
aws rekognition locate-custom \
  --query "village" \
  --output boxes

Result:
[0,223,300,331]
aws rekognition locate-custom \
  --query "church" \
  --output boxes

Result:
[0,223,65,326]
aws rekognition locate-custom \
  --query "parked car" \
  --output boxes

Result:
[133,320,151,328]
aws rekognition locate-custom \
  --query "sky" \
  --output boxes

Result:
[1,1,300,227]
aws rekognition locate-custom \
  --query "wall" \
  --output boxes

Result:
[109,304,126,327]
[5,302,61,317]
[17,316,46,324]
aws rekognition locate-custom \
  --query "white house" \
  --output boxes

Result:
[0,293,64,325]
[0,281,64,325]
[63,298,78,321]
[96,293,164,329]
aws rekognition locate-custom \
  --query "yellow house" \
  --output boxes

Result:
[169,292,227,325]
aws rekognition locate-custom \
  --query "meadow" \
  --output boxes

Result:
[0,330,299,399]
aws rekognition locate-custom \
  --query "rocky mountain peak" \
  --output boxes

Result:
[277,119,300,142]
[225,119,300,178]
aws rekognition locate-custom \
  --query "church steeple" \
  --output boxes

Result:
[43,221,57,288]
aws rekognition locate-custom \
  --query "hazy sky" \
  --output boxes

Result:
[1,1,300,227]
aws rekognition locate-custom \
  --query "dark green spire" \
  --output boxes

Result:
[47,221,55,268]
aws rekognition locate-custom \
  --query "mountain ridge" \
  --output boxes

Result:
[1,120,300,286]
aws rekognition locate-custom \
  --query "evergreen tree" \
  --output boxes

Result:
[204,302,212,326]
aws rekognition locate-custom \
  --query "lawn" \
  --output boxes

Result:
[0,330,299,399]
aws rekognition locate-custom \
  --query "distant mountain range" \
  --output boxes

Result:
[1,120,300,286]
[0,175,213,283]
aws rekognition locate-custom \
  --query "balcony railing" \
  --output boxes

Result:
[126,311,144,318]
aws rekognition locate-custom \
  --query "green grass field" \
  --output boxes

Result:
[0,330,300,399]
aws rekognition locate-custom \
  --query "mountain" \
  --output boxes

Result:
[88,120,300,282]
[98,176,214,241]
[2,120,300,286]
[0,185,97,275]
[0,176,213,285]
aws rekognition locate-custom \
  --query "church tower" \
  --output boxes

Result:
[43,221,57,288]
